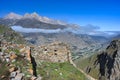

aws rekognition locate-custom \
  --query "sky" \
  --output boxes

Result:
[0,0,120,31]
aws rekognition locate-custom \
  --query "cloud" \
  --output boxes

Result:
[71,24,101,34]
[11,25,82,34]
[87,30,120,37]
[11,25,120,37]
[80,24,100,32]
[11,26,62,33]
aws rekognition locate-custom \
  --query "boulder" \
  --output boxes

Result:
[31,76,37,80]
[0,52,4,56]
[10,71,17,78]
[9,67,16,72]
[10,54,17,60]
[6,57,10,62]
[14,73,24,80]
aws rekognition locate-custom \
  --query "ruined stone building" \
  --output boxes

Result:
[32,42,71,62]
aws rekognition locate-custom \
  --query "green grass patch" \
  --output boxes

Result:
[37,62,86,80]
[0,60,10,80]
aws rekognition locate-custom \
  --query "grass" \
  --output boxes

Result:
[37,62,86,80]
[0,25,10,34]
[0,60,10,80]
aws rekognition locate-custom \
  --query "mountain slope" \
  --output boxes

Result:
[75,39,120,80]
[14,18,67,29]
[112,34,120,40]
[0,25,26,44]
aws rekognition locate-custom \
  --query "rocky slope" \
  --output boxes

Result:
[96,39,120,80]
[0,25,26,44]
[0,25,37,79]
[0,42,38,80]
[75,39,120,80]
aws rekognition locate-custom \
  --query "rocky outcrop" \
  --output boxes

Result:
[0,41,37,80]
[93,39,120,80]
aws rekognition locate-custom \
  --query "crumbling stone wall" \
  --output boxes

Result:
[33,42,71,62]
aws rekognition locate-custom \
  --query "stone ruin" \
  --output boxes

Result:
[32,42,71,63]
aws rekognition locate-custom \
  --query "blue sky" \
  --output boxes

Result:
[0,0,120,31]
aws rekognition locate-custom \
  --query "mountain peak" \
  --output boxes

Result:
[4,12,22,19]
[32,12,39,16]
[4,12,66,25]
[23,12,40,19]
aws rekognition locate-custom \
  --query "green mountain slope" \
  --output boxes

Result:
[0,25,26,44]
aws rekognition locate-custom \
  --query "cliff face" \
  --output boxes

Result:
[94,39,120,80]
[76,39,120,80]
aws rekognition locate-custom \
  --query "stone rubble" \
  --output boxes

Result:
[0,41,71,80]
[0,41,36,80]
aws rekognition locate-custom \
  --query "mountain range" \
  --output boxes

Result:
[0,12,111,58]
[4,12,66,25]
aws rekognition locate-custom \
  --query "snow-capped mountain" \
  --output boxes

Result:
[4,12,22,19]
[4,12,66,25]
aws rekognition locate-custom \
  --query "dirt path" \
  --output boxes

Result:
[69,54,97,80]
